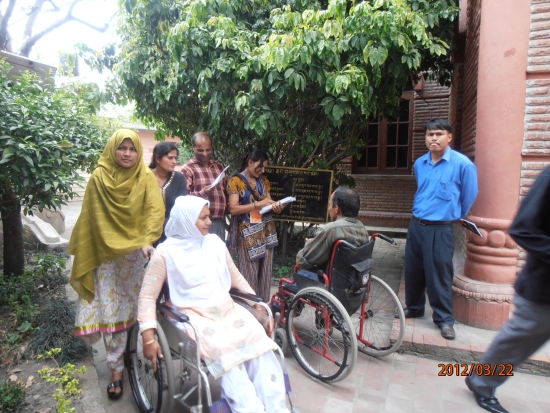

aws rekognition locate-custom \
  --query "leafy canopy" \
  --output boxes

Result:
[112,0,457,172]
[0,60,107,214]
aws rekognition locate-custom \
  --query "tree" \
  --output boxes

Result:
[109,0,457,177]
[0,59,106,276]
[0,0,115,57]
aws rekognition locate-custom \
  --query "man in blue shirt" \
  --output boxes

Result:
[402,119,478,340]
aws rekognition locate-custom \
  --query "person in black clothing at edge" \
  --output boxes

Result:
[149,142,188,245]
[465,165,550,413]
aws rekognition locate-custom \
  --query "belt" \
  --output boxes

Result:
[414,216,453,226]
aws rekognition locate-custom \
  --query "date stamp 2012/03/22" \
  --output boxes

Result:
[438,363,514,377]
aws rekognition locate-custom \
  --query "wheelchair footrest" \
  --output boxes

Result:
[282,282,299,294]
[210,399,231,413]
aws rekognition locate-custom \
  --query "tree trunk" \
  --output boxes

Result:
[1,191,25,276]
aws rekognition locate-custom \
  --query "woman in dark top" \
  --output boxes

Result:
[149,142,188,244]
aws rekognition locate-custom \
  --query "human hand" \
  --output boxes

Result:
[271,201,284,214]
[201,185,215,197]
[142,245,155,260]
[143,339,164,371]
[257,198,275,208]
[254,303,274,336]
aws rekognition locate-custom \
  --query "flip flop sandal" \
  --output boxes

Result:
[107,380,123,400]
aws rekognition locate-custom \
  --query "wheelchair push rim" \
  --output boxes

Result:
[126,322,176,413]
[286,286,357,383]
[353,275,405,357]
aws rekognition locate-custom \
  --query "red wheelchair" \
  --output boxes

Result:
[270,233,406,383]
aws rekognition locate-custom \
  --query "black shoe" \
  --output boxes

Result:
[107,380,123,400]
[396,307,425,319]
[438,323,456,340]
[466,377,509,413]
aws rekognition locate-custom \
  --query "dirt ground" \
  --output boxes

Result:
[0,282,93,413]
[0,355,92,413]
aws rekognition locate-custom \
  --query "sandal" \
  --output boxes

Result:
[107,380,123,400]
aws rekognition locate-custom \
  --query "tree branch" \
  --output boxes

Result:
[0,0,18,52]
[46,0,61,11]
[327,150,349,167]
[24,0,47,41]
[18,0,115,56]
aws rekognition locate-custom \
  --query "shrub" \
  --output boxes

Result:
[0,380,26,413]
[28,297,89,364]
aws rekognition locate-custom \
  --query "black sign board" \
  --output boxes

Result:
[264,166,333,224]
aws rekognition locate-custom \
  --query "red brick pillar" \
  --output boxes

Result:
[452,0,531,330]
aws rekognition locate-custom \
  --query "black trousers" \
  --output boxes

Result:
[405,218,455,326]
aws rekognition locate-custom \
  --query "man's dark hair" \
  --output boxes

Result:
[425,119,453,133]
[149,142,180,169]
[192,131,212,146]
[332,187,361,218]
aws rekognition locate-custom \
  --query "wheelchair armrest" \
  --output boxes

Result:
[158,302,189,323]
[229,288,264,303]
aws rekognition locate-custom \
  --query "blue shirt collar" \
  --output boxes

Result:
[425,146,452,165]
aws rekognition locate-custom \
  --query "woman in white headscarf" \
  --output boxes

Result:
[137,196,290,413]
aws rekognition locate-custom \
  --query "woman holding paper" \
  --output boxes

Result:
[227,150,284,301]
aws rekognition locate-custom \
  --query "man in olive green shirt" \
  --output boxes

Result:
[296,187,369,272]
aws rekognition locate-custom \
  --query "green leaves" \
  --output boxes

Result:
[0,59,105,215]
[112,0,457,172]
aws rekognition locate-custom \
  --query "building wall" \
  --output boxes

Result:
[411,81,451,162]
[354,175,416,227]
[518,0,550,272]
[460,0,482,159]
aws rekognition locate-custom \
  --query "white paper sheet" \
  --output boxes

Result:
[211,165,230,187]
[260,196,296,215]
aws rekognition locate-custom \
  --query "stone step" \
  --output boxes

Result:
[396,274,550,376]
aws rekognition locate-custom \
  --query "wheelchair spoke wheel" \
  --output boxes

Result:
[286,287,357,383]
[353,275,405,357]
[126,322,175,413]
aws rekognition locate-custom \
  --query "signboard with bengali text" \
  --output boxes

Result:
[264,166,333,224]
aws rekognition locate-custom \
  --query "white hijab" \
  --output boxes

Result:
[158,196,231,308]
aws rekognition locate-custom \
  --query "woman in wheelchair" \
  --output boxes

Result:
[138,195,290,413]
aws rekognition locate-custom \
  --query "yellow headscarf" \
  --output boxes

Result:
[69,129,165,302]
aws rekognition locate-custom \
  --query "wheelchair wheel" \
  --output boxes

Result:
[354,275,405,357]
[286,287,357,383]
[126,322,176,413]
[274,327,290,356]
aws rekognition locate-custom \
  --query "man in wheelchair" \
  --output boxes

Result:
[295,187,369,281]
[138,196,290,413]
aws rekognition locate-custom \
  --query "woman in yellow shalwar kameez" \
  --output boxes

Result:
[69,129,164,399]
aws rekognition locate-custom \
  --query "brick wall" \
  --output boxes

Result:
[528,0,550,74]
[523,81,550,153]
[517,0,550,272]
[449,62,464,149]
[523,1,550,156]
[460,0,482,159]
[354,175,416,227]
[411,81,451,162]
